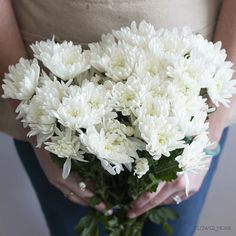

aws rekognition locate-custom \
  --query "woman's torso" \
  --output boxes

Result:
[11,0,222,51]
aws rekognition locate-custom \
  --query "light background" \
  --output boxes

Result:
[0,125,236,236]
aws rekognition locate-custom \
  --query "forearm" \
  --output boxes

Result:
[211,0,236,121]
[0,0,26,78]
[207,0,236,144]
[0,0,28,139]
[214,0,236,71]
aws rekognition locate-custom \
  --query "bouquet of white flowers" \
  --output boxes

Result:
[2,21,236,235]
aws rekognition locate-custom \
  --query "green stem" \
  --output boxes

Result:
[123,226,134,236]
[122,217,145,236]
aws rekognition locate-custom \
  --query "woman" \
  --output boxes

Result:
[0,0,235,235]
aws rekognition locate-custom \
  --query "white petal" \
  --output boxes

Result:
[62,158,72,179]
[184,172,190,197]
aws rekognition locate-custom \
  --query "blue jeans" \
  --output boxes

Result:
[14,128,228,236]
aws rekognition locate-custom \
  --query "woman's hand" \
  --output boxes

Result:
[128,165,210,219]
[128,111,225,219]
[32,145,106,211]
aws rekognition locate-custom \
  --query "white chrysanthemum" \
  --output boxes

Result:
[111,78,140,115]
[176,132,210,174]
[137,95,170,122]
[31,37,60,57]
[171,94,209,136]
[134,158,149,178]
[191,39,227,67]
[54,81,110,130]
[104,41,138,81]
[180,111,209,137]
[139,77,169,102]
[139,117,185,160]
[80,120,145,175]
[88,34,116,72]
[112,21,156,48]
[149,27,193,56]
[207,62,236,107]
[175,132,211,196]
[22,95,56,146]
[2,58,40,100]
[166,79,200,100]
[167,57,216,89]
[54,91,90,130]
[31,39,90,80]
[136,53,176,81]
[89,37,139,82]
[36,72,70,114]
[45,128,85,179]
[135,54,163,79]
[80,80,111,113]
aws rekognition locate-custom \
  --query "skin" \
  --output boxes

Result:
[128,0,236,219]
[0,0,235,219]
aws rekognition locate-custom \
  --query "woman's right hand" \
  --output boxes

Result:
[32,145,106,211]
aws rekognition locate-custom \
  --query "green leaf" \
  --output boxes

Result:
[148,208,178,236]
[89,195,103,208]
[74,214,99,236]
[110,228,123,236]
[106,216,123,236]
[107,216,119,228]
[148,207,179,224]
[155,153,182,182]
[96,212,109,225]
[157,208,179,221]
[148,173,157,182]
[148,209,162,224]
[163,222,173,236]
[200,88,208,98]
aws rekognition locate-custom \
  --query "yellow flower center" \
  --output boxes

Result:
[157,134,167,145]
[69,109,79,118]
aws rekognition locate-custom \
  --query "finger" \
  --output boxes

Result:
[62,174,110,211]
[62,173,94,199]
[128,183,177,218]
[57,185,88,206]
[131,182,166,209]
[66,193,88,206]
[161,197,174,205]
[69,173,110,210]
[161,191,186,205]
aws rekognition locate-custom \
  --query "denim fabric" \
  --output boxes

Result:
[14,128,228,236]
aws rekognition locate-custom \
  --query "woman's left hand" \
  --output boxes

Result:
[128,110,226,219]
[127,166,210,219]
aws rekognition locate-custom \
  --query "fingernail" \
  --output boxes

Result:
[128,212,136,219]
[107,209,113,215]
[96,203,106,211]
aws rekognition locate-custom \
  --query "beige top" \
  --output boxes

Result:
[2,0,234,140]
